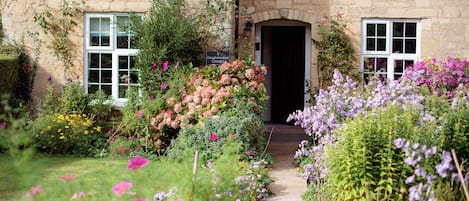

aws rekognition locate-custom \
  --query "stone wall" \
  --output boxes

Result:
[330,0,469,60]
[2,0,151,102]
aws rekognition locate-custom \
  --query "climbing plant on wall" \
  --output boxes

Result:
[313,13,356,88]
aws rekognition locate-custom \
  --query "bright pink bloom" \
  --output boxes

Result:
[163,61,169,70]
[60,173,76,181]
[0,121,6,128]
[209,133,218,142]
[71,192,85,199]
[246,150,253,156]
[27,185,42,198]
[206,161,213,168]
[149,95,155,100]
[161,82,168,90]
[112,181,133,197]
[128,155,149,171]
[151,61,157,69]
[137,110,143,119]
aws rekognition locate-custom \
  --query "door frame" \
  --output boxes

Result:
[254,20,311,122]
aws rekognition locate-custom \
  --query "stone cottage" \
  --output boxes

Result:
[2,0,469,123]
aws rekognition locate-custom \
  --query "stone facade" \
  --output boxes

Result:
[2,0,469,101]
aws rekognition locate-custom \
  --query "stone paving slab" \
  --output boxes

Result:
[264,125,308,201]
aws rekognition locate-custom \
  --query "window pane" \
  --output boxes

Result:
[130,56,136,69]
[117,36,129,48]
[101,18,110,46]
[89,53,99,68]
[88,84,99,94]
[101,70,112,83]
[394,60,404,73]
[101,85,112,96]
[119,72,129,84]
[376,58,387,72]
[116,16,129,33]
[119,56,128,69]
[367,24,375,36]
[364,58,374,72]
[405,23,417,37]
[90,18,100,46]
[377,24,386,36]
[393,39,403,53]
[101,54,112,68]
[119,85,128,98]
[366,38,375,51]
[130,71,139,84]
[405,60,414,69]
[393,22,404,37]
[405,39,416,53]
[89,70,99,83]
[377,39,386,51]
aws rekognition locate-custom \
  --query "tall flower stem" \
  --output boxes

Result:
[451,149,469,199]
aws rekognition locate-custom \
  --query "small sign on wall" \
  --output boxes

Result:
[206,50,230,65]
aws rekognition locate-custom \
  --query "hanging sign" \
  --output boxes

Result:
[206,50,230,65]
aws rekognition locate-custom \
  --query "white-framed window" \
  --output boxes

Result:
[84,13,139,107]
[361,19,420,82]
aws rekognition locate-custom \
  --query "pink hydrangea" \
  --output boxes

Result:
[128,155,149,171]
[112,181,133,197]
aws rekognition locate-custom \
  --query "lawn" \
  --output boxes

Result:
[0,154,202,201]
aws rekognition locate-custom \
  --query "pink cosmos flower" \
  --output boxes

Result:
[71,192,85,199]
[112,181,133,197]
[163,61,169,71]
[0,121,6,128]
[128,155,149,171]
[137,110,143,119]
[161,82,168,90]
[60,173,76,181]
[320,18,327,24]
[27,185,42,198]
[209,133,218,142]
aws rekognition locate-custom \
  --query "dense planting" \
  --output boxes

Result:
[290,57,469,201]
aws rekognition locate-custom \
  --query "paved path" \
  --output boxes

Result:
[265,125,308,201]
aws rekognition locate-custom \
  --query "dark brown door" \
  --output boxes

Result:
[268,26,305,123]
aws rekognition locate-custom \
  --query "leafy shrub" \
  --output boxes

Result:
[58,80,88,113]
[167,101,266,162]
[33,112,105,155]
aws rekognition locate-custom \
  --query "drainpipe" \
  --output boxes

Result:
[234,0,239,58]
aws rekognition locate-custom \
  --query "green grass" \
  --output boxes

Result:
[0,154,204,201]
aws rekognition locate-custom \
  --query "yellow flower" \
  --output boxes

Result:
[84,130,89,135]
[59,135,65,140]
[40,130,44,134]
[94,126,102,132]
[58,129,62,133]
[65,125,70,129]
[47,126,52,130]
[58,115,65,120]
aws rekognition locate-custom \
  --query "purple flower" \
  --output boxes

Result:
[394,138,405,149]
[406,175,415,184]
[0,121,6,128]
[154,192,166,201]
[47,76,52,82]
[424,146,437,158]
[163,61,169,71]
[435,151,454,178]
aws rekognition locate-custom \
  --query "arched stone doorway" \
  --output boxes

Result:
[254,20,312,123]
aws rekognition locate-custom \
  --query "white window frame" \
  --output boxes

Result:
[84,13,140,107]
[361,19,421,82]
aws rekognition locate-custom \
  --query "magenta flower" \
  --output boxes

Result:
[112,181,133,197]
[209,133,218,142]
[161,82,168,90]
[246,150,253,157]
[151,61,157,69]
[206,161,213,168]
[163,61,169,71]
[47,76,52,82]
[137,110,143,119]
[0,121,6,128]
[71,192,85,199]
[27,185,42,198]
[128,155,149,171]
[149,95,155,100]
[60,173,76,181]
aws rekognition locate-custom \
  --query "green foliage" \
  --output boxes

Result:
[313,15,356,87]
[440,97,469,161]
[0,46,20,96]
[324,106,432,201]
[167,101,266,162]
[132,0,202,96]
[32,0,84,72]
[59,81,88,113]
